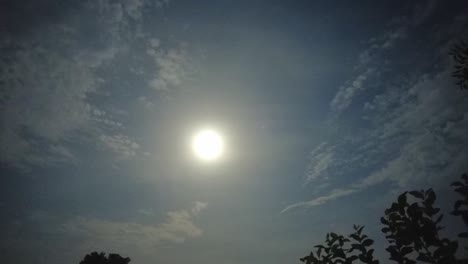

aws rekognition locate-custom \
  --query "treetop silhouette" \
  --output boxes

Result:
[79,252,131,264]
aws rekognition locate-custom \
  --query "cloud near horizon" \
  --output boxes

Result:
[22,202,208,253]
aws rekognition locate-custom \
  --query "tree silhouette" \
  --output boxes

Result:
[300,173,468,264]
[79,252,131,264]
[451,173,468,241]
[381,189,458,264]
[450,39,468,90]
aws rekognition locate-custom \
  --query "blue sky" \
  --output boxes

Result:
[1,0,468,263]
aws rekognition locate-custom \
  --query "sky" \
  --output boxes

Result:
[1,0,468,263]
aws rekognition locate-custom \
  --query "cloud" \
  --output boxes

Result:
[359,69,468,188]
[91,108,124,128]
[0,1,126,169]
[286,66,468,213]
[155,0,171,8]
[281,188,358,214]
[61,202,207,248]
[123,0,145,20]
[138,96,156,110]
[330,1,439,115]
[20,145,78,168]
[305,143,335,183]
[330,68,375,113]
[2,202,206,262]
[0,37,105,169]
[99,134,140,160]
[381,27,408,49]
[285,12,468,213]
[92,0,164,42]
[148,45,190,92]
[191,201,208,215]
[412,0,438,26]
[0,0,175,170]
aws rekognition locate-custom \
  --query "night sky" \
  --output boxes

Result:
[1,1,468,263]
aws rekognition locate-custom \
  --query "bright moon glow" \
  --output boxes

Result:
[192,129,224,161]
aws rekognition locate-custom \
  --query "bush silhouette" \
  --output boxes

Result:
[79,252,131,264]
[300,173,468,264]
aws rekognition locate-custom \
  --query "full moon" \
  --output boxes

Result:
[192,129,224,161]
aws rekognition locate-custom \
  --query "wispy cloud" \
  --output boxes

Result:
[285,63,468,213]
[62,202,207,247]
[6,202,206,260]
[284,6,468,213]
[99,134,140,160]
[191,201,208,215]
[330,1,438,115]
[281,188,358,214]
[147,44,191,92]
[0,37,105,169]
[330,68,375,113]
[0,0,174,170]
[305,143,335,183]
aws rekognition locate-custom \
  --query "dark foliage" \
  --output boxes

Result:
[451,173,468,242]
[300,225,378,264]
[381,189,457,264]
[300,173,468,264]
[450,39,468,90]
[348,225,379,264]
[79,252,131,264]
